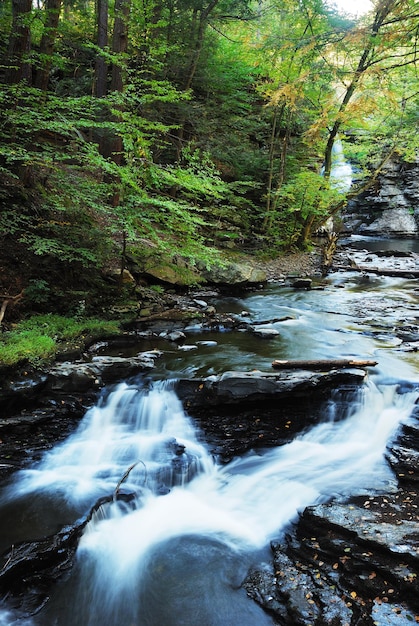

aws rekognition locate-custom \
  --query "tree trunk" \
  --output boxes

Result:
[321,232,339,276]
[5,0,33,85]
[95,0,109,98]
[322,0,397,179]
[34,0,62,91]
[110,0,130,95]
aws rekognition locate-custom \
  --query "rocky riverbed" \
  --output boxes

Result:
[0,241,418,625]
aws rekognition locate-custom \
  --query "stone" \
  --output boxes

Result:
[46,353,158,391]
[201,261,267,286]
[292,278,312,290]
[175,369,367,407]
[251,327,280,339]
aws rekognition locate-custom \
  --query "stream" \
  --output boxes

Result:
[0,243,418,625]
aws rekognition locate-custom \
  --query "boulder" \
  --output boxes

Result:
[201,261,267,286]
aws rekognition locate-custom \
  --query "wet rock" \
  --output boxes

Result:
[0,371,48,415]
[245,547,353,625]
[0,493,137,616]
[246,488,419,624]
[165,330,186,343]
[47,352,159,391]
[176,369,367,407]
[243,393,419,625]
[251,327,280,339]
[291,278,312,290]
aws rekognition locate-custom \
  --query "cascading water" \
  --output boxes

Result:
[0,273,418,625]
[329,137,353,193]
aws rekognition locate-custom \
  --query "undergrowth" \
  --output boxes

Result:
[0,315,121,367]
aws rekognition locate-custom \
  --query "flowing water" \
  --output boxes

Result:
[0,268,418,625]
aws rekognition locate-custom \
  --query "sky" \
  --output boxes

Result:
[328,0,373,17]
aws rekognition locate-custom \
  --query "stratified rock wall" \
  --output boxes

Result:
[343,157,419,237]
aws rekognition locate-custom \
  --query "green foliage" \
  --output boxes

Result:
[264,170,343,247]
[0,0,418,321]
[0,315,121,366]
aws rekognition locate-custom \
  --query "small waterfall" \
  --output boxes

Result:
[1,372,416,625]
[330,137,353,192]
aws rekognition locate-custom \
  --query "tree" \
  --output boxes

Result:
[5,0,32,84]
[95,0,108,98]
[34,0,63,91]
[321,0,419,180]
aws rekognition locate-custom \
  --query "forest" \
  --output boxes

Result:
[0,0,418,358]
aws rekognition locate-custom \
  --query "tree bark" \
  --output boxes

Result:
[95,0,109,97]
[5,0,33,85]
[110,0,130,95]
[34,0,62,91]
[272,358,377,370]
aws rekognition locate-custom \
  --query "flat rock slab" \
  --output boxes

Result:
[302,491,419,560]
[176,368,367,407]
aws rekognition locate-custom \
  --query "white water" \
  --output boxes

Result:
[1,374,417,625]
[1,276,418,625]
[330,137,352,192]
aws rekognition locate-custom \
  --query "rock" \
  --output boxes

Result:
[244,395,419,625]
[176,369,367,408]
[251,327,280,339]
[106,268,136,284]
[166,330,186,343]
[343,155,419,237]
[201,261,267,286]
[0,371,48,413]
[47,353,158,391]
[292,278,312,290]
[193,299,208,308]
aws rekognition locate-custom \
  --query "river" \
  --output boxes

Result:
[0,255,418,625]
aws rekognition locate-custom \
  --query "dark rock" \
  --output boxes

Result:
[292,278,312,290]
[47,352,159,391]
[0,493,137,616]
[176,369,367,408]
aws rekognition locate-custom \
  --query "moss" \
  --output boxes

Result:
[0,315,121,367]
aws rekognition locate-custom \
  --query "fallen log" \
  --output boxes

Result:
[272,358,377,370]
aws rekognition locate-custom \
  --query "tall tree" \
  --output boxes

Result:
[5,0,32,84]
[95,0,109,97]
[34,0,62,91]
[110,0,131,94]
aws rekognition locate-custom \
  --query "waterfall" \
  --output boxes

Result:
[1,273,418,625]
[329,137,353,192]
[1,373,417,625]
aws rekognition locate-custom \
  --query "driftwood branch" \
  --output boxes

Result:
[272,358,378,370]
[0,290,25,325]
[114,460,147,498]
[321,232,339,276]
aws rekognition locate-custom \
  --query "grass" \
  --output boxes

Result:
[0,314,121,367]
